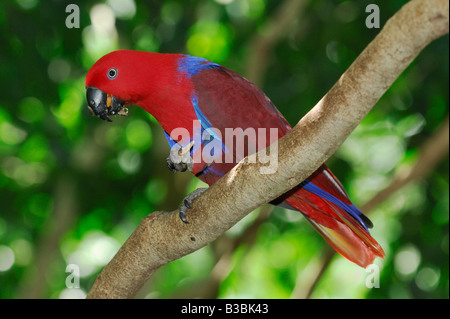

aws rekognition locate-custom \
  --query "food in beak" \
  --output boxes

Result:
[86,87,127,122]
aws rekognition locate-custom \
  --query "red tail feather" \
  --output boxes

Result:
[283,166,385,267]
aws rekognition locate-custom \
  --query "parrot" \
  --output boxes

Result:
[85,50,385,267]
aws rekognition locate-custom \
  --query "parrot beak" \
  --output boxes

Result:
[86,87,128,122]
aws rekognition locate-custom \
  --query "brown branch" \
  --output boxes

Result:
[294,116,449,299]
[362,117,449,213]
[290,249,335,299]
[17,174,78,298]
[245,0,309,86]
[87,0,449,299]
[17,132,108,298]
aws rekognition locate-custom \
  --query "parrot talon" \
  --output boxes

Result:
[167,141,195,173]
[183,198,192,209]
[167,157,188,173]
[179,188,208,223]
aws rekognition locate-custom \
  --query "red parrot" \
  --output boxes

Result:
[85,50,385,267]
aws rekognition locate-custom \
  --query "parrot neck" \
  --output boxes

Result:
[141,98,198,138]
[130,52,203,142]
[137,78,198,141]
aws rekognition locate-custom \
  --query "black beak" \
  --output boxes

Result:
[86,87,128,122]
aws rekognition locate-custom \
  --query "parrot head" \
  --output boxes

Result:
[85,50,141,122]
[85,50,185,123]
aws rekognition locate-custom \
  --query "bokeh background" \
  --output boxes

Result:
[0,0,448,299]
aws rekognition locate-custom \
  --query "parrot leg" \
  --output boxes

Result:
[167,141,194,173]
[179,188,208,223]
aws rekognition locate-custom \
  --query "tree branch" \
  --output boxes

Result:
[87,0,449,299]
[17,174,78,298]
[245,0,309,86]
[362,117,449,213]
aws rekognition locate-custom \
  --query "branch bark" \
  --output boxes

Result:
[87,0,449,299]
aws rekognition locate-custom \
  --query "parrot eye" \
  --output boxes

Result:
[107,68,118,80]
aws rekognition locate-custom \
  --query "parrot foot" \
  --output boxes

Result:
[167,141,194,173]
[179,188,208,224]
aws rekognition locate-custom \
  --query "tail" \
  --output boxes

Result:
[281,165,385,268]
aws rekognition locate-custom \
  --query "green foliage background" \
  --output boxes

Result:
[0,0,448,299]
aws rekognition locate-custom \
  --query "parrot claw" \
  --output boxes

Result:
[167,157,188,173]
[167,141,195,173]
[179,188,208,223]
